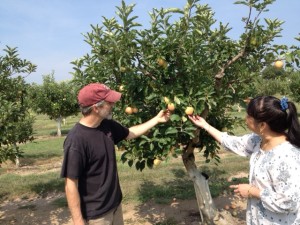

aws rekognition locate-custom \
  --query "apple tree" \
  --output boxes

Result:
[71,0,293,223]
[30,73,79,136]
[0,46,36,165]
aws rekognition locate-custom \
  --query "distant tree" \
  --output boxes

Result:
[251,65,290,96]
[0,46,36,165]
[261,65,287,80]
[288,71,300,102]
[253,76,289,96]
[30,73,79,136]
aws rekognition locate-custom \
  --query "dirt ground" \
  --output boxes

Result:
[0,191,247,225]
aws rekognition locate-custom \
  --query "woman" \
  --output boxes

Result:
[189,96,300,225]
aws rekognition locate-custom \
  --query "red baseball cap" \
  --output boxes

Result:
[77,83,121,107]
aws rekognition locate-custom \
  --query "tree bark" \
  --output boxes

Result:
[182,143,218,224]
[182,143,237,225]
[56,116,62,137]
[14,143,20,167]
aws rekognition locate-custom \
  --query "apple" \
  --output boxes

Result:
[230,204,237,209]
[132,107,138,113]
[153,158,162,166]
[167,103,175,111]
[224,205,230,210]
[157,58,168,68]
[120,67,127,72]
[274,60,283,69]
[185,106,194,115]
[125,106,133,115]
[119,85,124,91]
[231,210,238,217]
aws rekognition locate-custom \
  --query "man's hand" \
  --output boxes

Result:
[127,109,171,140]
[65,178,85,225]
[156,110,171,123]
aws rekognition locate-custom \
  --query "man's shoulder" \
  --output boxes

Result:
[101,119,126,129]
[66,123,90,139]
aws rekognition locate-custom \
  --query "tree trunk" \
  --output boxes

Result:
[56,116,62,137]
[182,143,217,224]
[14,143,20,167]
[182,143,237,225]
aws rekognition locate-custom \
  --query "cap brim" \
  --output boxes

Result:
[105,90,122,103]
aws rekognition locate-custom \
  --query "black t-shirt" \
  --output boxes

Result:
[60,119,129,219]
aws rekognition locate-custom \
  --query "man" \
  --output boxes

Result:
[61,83,170,225]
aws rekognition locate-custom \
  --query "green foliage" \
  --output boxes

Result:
[70,0,290,170]
[0,46,36,163]
[253,71,290,96]
[29,73,79,135]
[284,35,300,69]
[288,72,300,102]
[261,65,287,80]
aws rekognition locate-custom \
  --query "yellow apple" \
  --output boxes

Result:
[132,107,138,113]
[157,58,168,68]
[185,107,194,115]
[120,67,127,72]
[274,60,283,69]
[167,103,175,111]
[125,106,133,115]
[153,158,162,166]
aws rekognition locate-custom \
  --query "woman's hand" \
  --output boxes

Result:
[188,115,208,129]
[229,184,258,198]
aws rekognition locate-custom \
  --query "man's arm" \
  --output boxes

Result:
[65,178,85,225]
[126,110,170,140]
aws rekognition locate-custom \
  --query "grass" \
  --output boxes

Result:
[0,110,250,205]
[32,112,80,137]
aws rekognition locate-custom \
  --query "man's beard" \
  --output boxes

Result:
[106,112,113,120]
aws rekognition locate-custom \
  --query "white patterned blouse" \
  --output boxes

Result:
[221,132,300,225]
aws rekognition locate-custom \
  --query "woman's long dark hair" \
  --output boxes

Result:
[247,96,300,148]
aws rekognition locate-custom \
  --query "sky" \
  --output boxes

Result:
[1,0,299,84]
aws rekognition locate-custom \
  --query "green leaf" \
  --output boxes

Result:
[174,96,181,104]
[170,114,181,122]
[128,160,133,167]
[165,127,178,135]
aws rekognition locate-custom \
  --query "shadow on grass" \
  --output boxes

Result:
[50,129,70,136]
[20,153,62,162]
[138,175,195,204]
[29,177,65,197]
[137,167,232,204]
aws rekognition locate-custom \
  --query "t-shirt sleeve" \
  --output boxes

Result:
[60,137,86,179]
[108,120,129,144]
